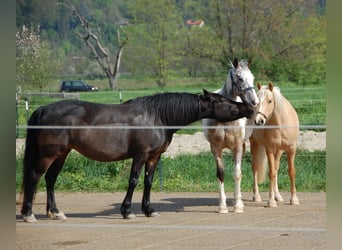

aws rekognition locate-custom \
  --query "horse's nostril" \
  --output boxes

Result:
[255,118,264,126]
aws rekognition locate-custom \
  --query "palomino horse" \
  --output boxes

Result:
[202,58,259,213]
[250,82,300,207]
[20,90,255,222]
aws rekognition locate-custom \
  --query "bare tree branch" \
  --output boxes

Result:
[57,2,127,90]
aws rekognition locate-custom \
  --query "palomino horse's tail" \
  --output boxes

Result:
[254,143,268,184]
[21,107,44,202]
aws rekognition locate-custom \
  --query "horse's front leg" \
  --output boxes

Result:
[213,150,228,214]
[141,160,159,217]
[267,152,278,207]
[121,157,144,219]
[287,148,299,205]
[274,150,284,203]
[233,145,244,213]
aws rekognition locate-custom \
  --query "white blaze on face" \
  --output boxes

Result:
[242,68,259,106]
[255,90,267,125]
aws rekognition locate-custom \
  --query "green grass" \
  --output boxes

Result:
[16,150,326,193]
[16,78,326,138]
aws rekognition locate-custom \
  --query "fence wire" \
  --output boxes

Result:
[16,124,326,130]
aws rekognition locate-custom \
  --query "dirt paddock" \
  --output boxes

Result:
[16,191,326,249]
[16,130,326,157]
[16,131,326,249]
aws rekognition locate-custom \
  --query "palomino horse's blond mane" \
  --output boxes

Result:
[258,82,284,115]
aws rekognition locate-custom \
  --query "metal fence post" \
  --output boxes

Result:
[25,97,29,123]
[16,92,19,138]
[158,159,163,191]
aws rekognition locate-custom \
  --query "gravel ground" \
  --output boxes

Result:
[163,130,326,157]
[16,130,325,157]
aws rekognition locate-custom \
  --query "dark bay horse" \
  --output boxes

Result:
[20,89,254,222]
[202,58,259,213]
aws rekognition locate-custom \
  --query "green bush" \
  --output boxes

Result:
[16,150,325,193]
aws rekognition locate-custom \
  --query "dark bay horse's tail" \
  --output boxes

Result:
[21,107,44,204]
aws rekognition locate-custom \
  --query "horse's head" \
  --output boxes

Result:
[227,58,259,107]
[254,82,276,126]
[199,89,255,122]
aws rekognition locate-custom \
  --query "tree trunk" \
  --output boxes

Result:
[109,76,117,90]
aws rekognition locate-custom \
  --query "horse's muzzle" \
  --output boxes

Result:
[254,113,267,125]
[246,107,255,119]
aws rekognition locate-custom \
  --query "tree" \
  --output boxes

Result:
[175,25,223,77]
[16,0,326,86]
[59,3,128,90]
[195,0,326,84]
[127,0,182,87]
[16,25,61,91]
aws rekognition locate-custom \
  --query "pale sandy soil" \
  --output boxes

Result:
[163,130,326,157]
[16,130,326,157]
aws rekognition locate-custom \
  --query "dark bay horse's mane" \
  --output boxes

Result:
[123,92,200,125]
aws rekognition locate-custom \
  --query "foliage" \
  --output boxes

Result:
[16,0,326,87]
[16,150,326,193]
[126,0,183,87]
[16,25,62,91]
[199,0,326,83]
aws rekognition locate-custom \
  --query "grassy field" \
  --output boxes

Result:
[16,149,326,193]
[16,77,326,137]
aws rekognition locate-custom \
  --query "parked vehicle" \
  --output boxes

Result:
[60,80,98,92]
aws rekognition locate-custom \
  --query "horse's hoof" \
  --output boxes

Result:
[147,211,160,217]
[47,211,67,221]
[268,200,278,208]
[23,214,37,223]
[253,196,262,202]
[234,200,244,213]
[123,213,136,219]
[218,207,229,214]
[234,207,244,213]
[290,197,300,205]
[275,195,284,202]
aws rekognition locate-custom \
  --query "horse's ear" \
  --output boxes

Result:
[268,82,274,91]
[257,82,262,90]
[233,58,239,68]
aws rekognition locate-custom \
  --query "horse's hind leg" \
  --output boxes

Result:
[250,136,263,202]
[21,168,44,222]
[21,157,55,222]
[45,153,69,221]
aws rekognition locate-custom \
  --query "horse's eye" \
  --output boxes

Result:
[268,100,272,104]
